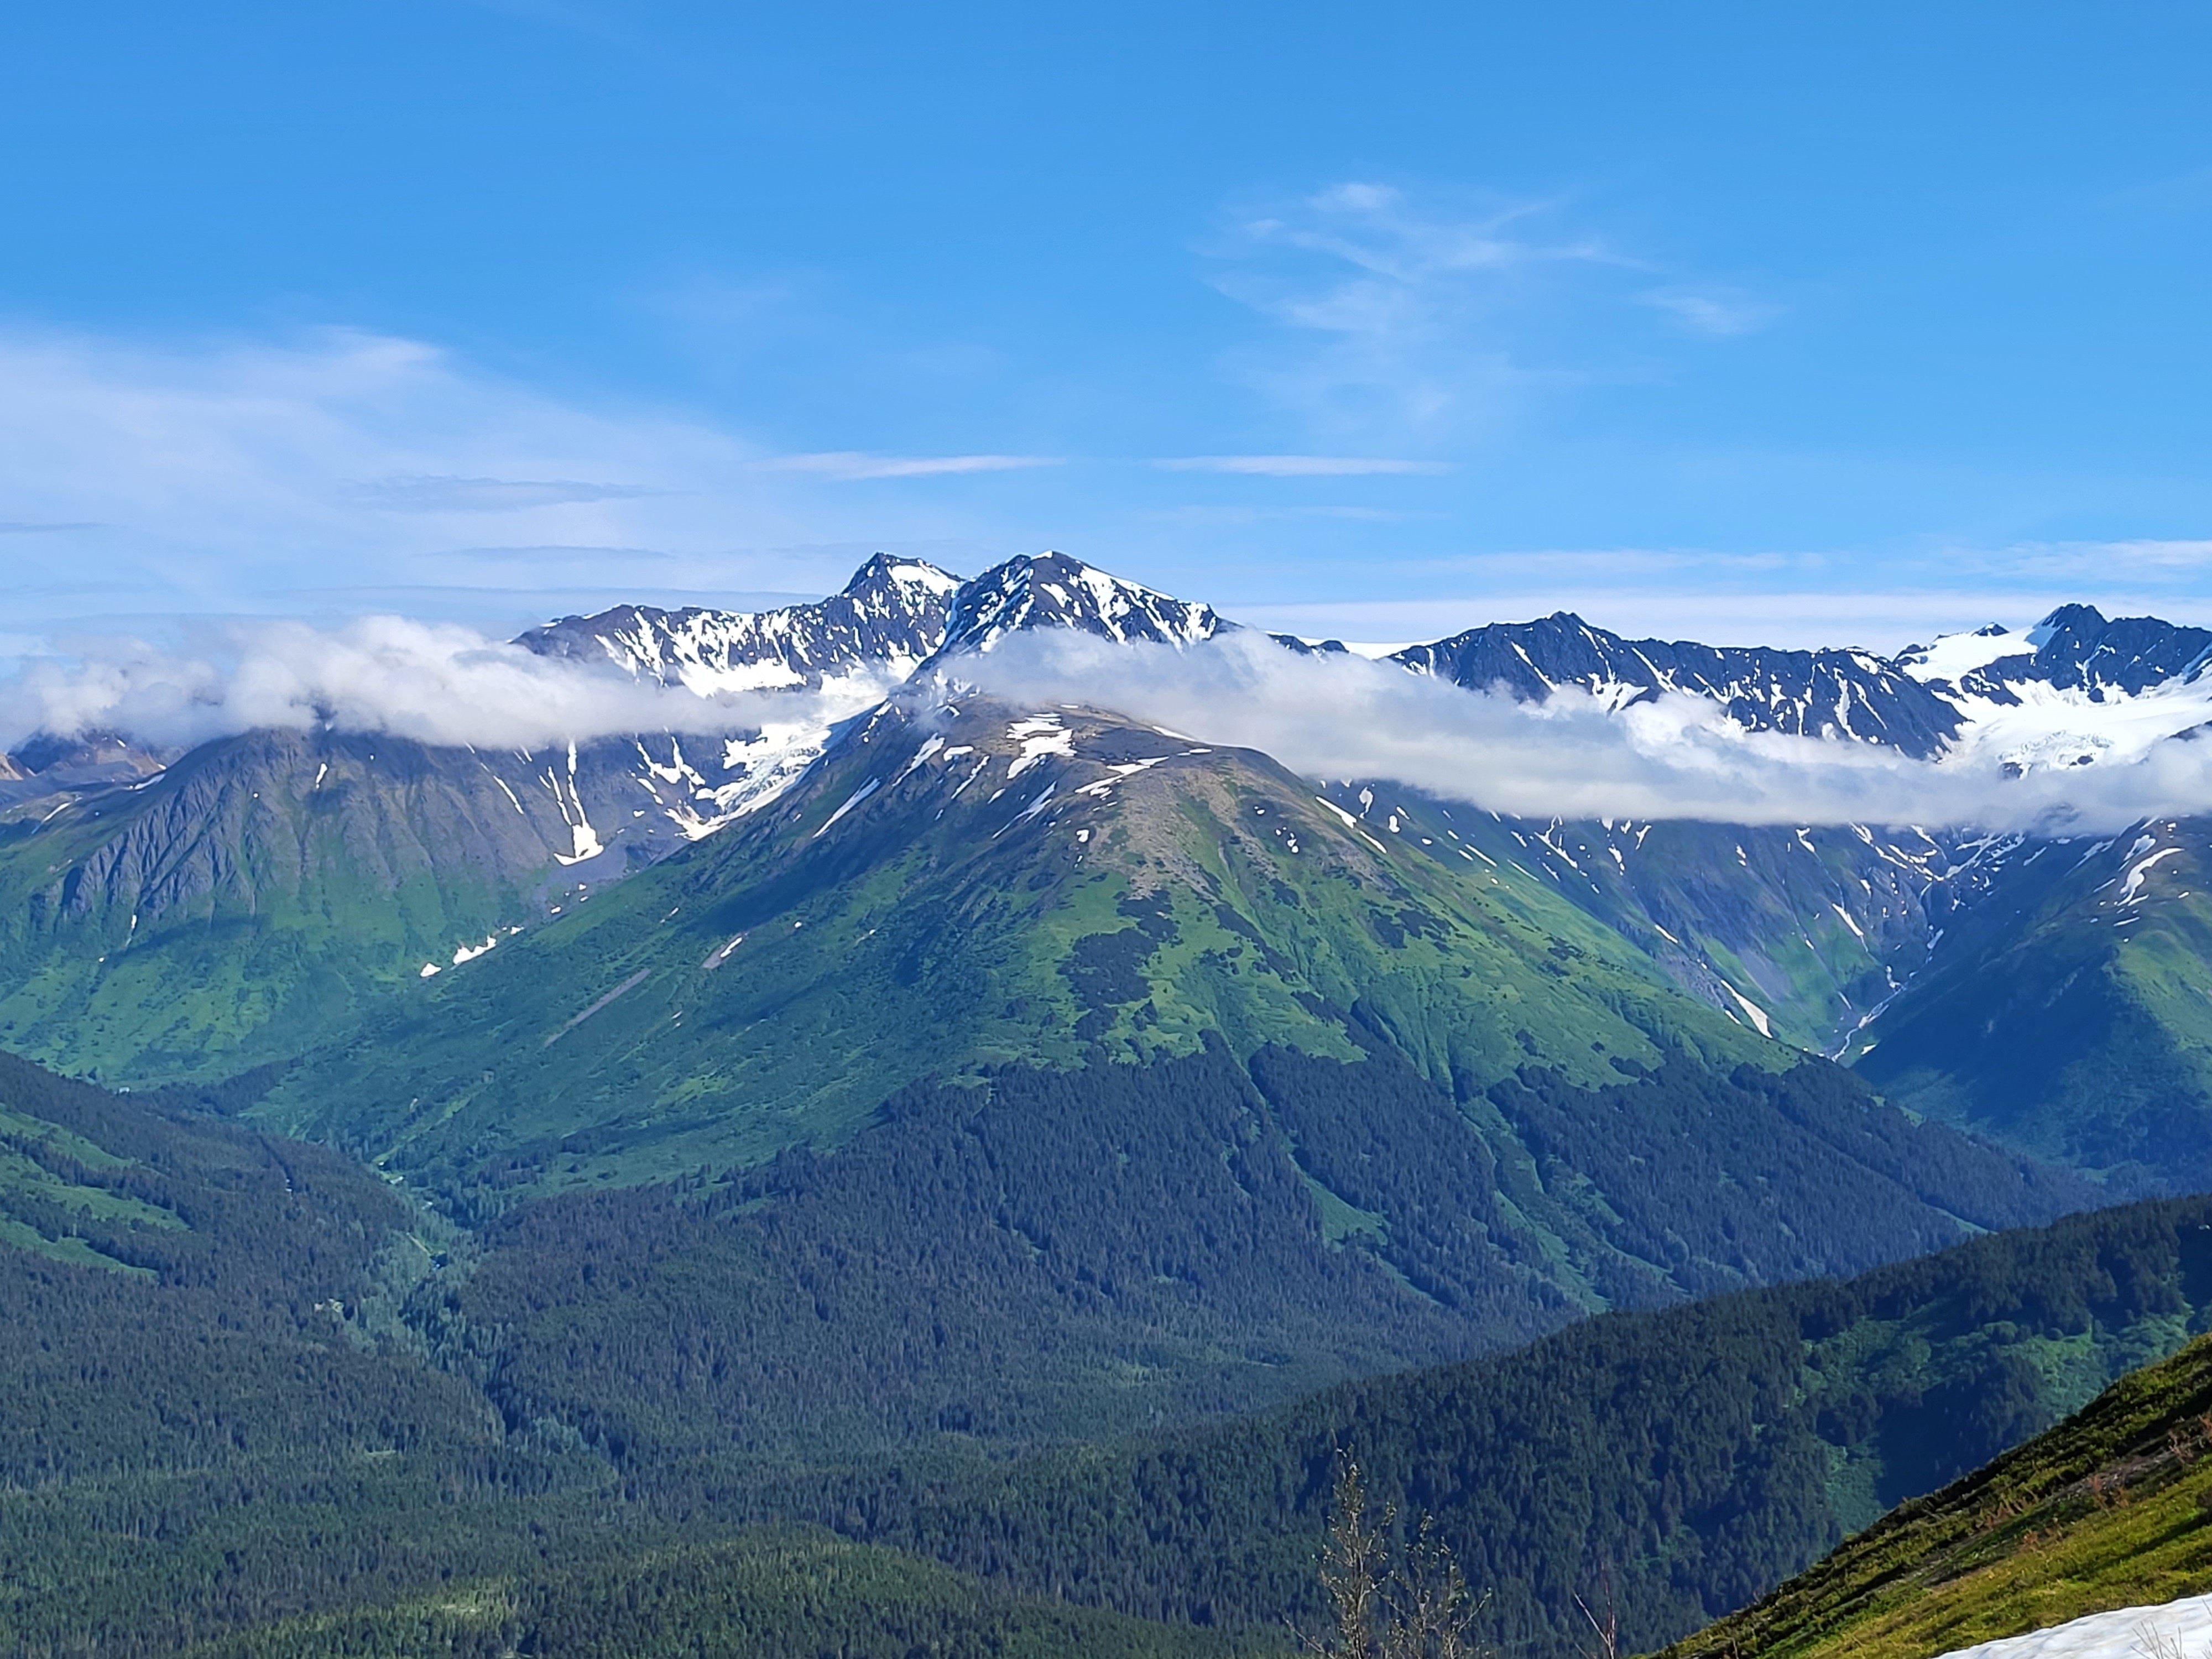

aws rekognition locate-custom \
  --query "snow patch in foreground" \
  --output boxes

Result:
[1932,1592,2212,1659]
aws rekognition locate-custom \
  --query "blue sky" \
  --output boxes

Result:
[4,2,2212,649]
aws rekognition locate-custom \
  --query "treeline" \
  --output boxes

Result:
[0,1053,620,1655]
[437,1044,1513,1464]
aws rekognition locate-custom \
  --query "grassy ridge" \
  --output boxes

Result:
[1658,1333,2212,1659]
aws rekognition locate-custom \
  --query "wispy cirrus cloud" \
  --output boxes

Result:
[1207,180,1780,443]
[1155,455,1452,476]
[0,324,1058,627]
[763,451,1062,481]
[356,475,670,511]
[441,544,680,565]
[1638,286,1783,338]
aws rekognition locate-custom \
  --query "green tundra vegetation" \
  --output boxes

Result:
[249,701,1785,1194]
[0,729,593,1086]
[4,702,2209,1658]
[1661,1331,2212,1659]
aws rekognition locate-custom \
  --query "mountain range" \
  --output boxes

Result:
[3,550,2209,1185]
[10,549,2212,1655]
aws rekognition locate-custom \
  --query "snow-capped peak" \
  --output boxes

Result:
[515,554,964,694]
[1896,624,2028,688]
[1391,612,1964,757]
[933,551,1229,657]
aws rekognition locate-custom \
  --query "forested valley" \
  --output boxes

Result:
[1,1043,2201,1657]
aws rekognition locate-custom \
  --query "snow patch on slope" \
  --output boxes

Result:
[1898,625,2029,687]
[1930,1592,2212,1659]
[1005,714,1075,777]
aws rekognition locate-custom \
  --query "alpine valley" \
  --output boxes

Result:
[12,551,2212,1658]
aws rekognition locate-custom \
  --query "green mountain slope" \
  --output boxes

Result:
[0,728,615,1084]
[253,695,1802,1193]
[419,1045,2088,1465]
[1660,1330,2212,1659]
[1350,800,1948,1054]
[1854,818,2212,1190]
[215,694,2099,1462]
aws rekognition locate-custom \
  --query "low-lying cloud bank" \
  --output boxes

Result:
[14,615,2212,833]
[955,629,2212,835]
[0,617,886,753]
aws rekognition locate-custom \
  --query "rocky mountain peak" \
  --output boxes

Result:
[515,554,964,693]
[935,552,1229,657]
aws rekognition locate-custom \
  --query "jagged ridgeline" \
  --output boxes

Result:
[0,555,967,1084]
[7,552,2212,1193]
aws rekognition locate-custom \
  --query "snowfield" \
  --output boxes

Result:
[1931,1593,2212,1659]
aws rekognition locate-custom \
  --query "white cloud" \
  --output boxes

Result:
[1638,286,1782,337]
[1154,455,1451,476]
[763,452,1062,480]
[1207,180,1773,444]
[0,615,893,752]
[0,325,1039,630]
[25,599,2212,835]
[952,628,2212,835]
[355,475,670,511]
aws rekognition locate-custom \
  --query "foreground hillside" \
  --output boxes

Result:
[811,1196,2212,1657]
[1660,1330,2212,1659]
